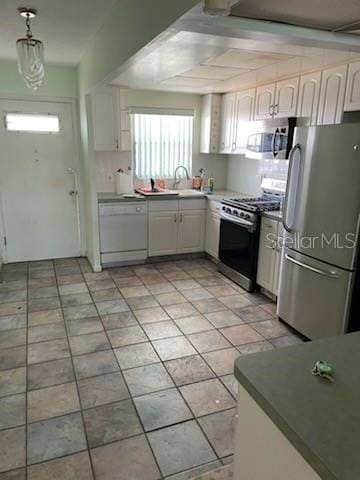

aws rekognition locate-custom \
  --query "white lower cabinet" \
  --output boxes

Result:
[178,210,206,254]
[148,199,205,257]
[205,201,221,259]
[148,211,178,256]
[257,217,282,296]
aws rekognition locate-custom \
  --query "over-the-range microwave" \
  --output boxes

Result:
[245,117,296,160]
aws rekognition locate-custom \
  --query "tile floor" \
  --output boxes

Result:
[0,257,303,480]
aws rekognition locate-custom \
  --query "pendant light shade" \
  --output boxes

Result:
[16,8,45,90]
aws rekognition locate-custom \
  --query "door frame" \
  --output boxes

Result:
[0,94,85,262]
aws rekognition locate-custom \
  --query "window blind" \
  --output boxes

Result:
[132,113,193,178]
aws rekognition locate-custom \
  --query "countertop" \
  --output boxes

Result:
[97,189,247,203]
[234,332,360,480]
[262,210,282,221]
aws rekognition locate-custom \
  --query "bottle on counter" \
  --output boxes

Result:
[207,177,214,193]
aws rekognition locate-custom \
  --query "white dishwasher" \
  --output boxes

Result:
[99,201,148,266]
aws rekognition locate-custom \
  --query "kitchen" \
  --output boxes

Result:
[0,1,359,479]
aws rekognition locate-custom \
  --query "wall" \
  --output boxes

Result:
[77,0,199,272]
[95,89,228,192]
[0,60,78,98]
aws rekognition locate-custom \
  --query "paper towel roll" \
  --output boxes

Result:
[115,172,133,194]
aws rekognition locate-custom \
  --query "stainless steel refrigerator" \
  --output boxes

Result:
[277,123,360,339]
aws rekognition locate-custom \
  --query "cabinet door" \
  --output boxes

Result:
[233,88,256,153]
[257,226,277,292]
[317,64,348,125]
[254,83,276,120]
[219,93,236,153]
[344,61,360,111]
[148,211,178,256]
[274,77,299,117]
[200,94,221,154]
[205,209,220,259]
[297,72,321,125]
[178,210,206,254]
[92,87,119,151]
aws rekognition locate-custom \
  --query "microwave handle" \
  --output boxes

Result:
[272,128,279,158]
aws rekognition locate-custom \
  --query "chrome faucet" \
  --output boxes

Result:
[173,165,190,189]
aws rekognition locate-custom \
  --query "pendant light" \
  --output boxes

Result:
[16,8,45,90]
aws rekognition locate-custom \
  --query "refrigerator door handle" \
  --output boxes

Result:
[285,254,340,278]
[283,143,301,232]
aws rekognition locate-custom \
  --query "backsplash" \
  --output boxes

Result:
[227,155,289,196]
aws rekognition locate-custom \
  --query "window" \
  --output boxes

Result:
[5,113,60,133]
[132,112,193,178]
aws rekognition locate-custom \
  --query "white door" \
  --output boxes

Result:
[0,99,81,262]
[297,71,322,125]
[344,61,360,111]
[148,211,178,256]
[233,88,255,153]
[178,210,206,254]
[205,210,220,260]
[317,64,348,125]
[219,93,236,153]
[274,77,299,117]
[254,83,276,120]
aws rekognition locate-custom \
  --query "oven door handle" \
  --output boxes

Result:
[220,212,256,230]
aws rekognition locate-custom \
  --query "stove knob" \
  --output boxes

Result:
[239,211,245,217]
[226,208,232,214]
[232,209,238,216]
[245,214,251,220]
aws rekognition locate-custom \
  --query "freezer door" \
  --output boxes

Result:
[283,123,360,270]
[277,248,354,339]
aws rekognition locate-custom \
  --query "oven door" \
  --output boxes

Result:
[219,217,260,291]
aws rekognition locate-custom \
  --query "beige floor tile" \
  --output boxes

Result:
[28,383,80,423]
[202,348,240,376]
[27,451,93,480]
[91,434,160,480]
[220,325,264,346]
[174,315,215,335]
[180,379,236,417]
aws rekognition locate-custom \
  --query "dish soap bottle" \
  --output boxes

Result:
[207,176,214,193]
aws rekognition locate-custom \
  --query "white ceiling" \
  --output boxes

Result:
[0,0,118,65]
[111,31,360,94]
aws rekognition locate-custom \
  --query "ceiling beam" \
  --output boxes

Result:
[176,3,360,52]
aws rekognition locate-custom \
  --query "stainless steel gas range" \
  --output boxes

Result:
[218,179,285,292]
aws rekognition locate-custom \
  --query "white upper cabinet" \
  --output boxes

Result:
[274,77,299,117]
[344,61,360,111]
[317,64,348,125]
[254,83,276,120]
[233,88,256,152]
[200,94,221,154]
[219,93,236,153]
[92,87,119,151]
[92,87,131,152]
[297,71,322,125]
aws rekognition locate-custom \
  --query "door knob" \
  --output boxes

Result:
[69,190,78,196]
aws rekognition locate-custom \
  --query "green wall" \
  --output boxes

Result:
[77,0,199,271]
[0,60,78,98]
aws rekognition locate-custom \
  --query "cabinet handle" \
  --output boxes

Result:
[174,213,177,223]
[232,142,236,150]
[274,104,279,115]
[116,140,119,150]
[269,105,275,117]
[179,213,183,223]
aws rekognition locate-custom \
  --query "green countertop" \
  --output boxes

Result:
[97,189,247,203]
[234,332,360,480]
